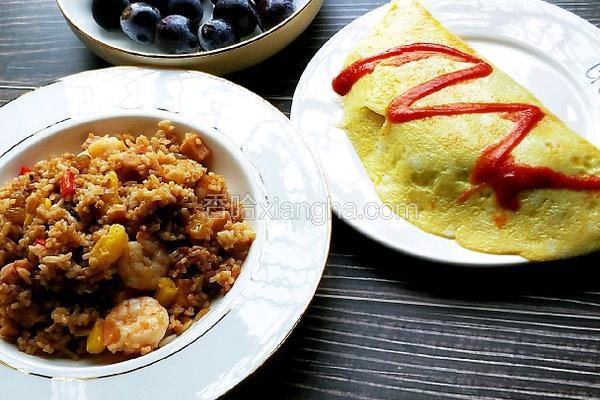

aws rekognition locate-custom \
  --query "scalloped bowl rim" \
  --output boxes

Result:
[0,109,267,379]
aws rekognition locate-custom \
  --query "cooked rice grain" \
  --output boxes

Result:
[0,121,254,359]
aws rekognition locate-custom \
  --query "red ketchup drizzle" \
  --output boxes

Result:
[332,43,600,211]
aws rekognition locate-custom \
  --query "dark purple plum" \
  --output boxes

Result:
[155,15,199,54]
[198,19,239,50]
[213,0,259,37]
[168,0,204,28]
[92,0,131,30]
[136,0,170,14]
[120,3,161,44]
[256,0,294,31]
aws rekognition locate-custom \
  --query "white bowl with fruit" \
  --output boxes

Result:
[56,0,323,74]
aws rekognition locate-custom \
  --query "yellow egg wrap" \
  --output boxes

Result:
[340,0,600,260]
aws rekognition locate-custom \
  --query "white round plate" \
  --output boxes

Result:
[56,0,324,75]
[291,0,600,266]
[0,67,331,399]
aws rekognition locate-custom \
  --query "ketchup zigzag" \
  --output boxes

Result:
[333,43,600,211]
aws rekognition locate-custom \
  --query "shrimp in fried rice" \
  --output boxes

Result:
[117,232,171,291]
[103,297,169,355]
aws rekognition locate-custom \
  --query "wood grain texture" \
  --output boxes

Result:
[0,0,600,399]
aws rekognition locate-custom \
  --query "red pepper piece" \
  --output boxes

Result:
[60,170,76,197]
[19,166,31,175]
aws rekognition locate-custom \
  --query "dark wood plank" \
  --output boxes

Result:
[0,0,107,87]
[223,225,600,400]
[1,1,600,400]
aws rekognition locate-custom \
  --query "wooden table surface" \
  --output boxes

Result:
[2,0,600,399]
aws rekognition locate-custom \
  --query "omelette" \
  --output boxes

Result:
[333,0,600,261]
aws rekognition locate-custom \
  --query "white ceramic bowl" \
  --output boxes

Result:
[0,68,331,399]
[0,109,266,378]
[56,0,324,74]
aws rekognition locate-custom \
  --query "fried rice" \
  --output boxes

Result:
[0,120,255,359]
